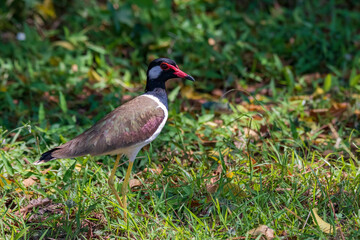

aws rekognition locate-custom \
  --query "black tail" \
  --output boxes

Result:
[34,148,59,165]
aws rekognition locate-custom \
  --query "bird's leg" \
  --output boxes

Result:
[108,154,124,208]
[121,160,134,221]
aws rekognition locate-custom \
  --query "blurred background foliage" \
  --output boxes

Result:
[1,0,360,129]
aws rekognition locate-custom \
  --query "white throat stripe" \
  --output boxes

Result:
[148,66,162,80]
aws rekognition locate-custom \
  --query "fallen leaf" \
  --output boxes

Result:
[329,102,349,118]
[88,69,103,82]
[180,85,212,100]
[352,94,360,99]
[190,199,201,208]
[289,95,310,101]
[275,188,292,192]
[52,41,75,50]
[41,166,52,175]
[22,177,37,187]
[248,225,275,240]
[241,127,260,140]
[243,103,269,113]
[209,147,231,163]
[312,87,325,98]
[129,179,142,189]
[75,164,82,171]
[36,0,56,19]
[223,183,247,198]
[203,121,218,128]
[226,171,234,179]
[309,102,349,120]
[302,72,322,84]
[206,169,221,194]
[0,174,12,187]
[17,197,51,216]
[134,168,162,177]
[27,202,63,222]
[206,184,218,194]
[311,208,334,234]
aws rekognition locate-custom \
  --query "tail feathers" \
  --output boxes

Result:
[34,148,59,165]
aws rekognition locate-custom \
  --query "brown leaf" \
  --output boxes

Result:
[206,184,218,194]
[223,183,247,198]
[27,202,63,222]
[309,108,328,118]
[289,95,310,101]
[190,199,201,208]
[211,89,223,97]
[241,127,260,140]
[134,167,162,177]
[52,41,74,50]
[234,128,260,150]
[180,85,212,100]
[302,72,322,84]
[309,102,349,120]
[242,103,271,114]
[41,166,52,175]
[215,164,223,175]
[329,102,349,118]
[88,69,103,82]
[207,169,221,194]
[22,177,37,187]
[129,179,142,189]
[17,197,51,216]
[248,225,275,239]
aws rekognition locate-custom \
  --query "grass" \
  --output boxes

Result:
[1,0,360,239]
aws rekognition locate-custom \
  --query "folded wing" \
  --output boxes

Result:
[43,96,166,160]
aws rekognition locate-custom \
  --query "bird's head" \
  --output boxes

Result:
[145,58,194,92]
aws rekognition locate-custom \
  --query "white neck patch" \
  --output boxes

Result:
[148,66,162,80]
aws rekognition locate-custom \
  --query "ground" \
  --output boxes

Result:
[0,1,360,239]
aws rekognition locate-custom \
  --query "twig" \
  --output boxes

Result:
[302,210,312,231]
[284,207,303,222]
[17,198,51,216]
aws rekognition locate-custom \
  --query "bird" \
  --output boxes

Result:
[35,58,194,221]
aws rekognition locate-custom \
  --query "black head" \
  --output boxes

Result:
[145,58,194,92]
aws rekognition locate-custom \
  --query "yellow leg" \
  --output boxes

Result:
[121,161,134,221]
[107,155,134,222]
[108,155,123,208]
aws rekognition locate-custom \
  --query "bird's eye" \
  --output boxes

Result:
[160,63,169,70]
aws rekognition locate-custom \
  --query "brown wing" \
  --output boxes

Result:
[51,95,165,158]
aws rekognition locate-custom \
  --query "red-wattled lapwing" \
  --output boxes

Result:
[35,58,194,220]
